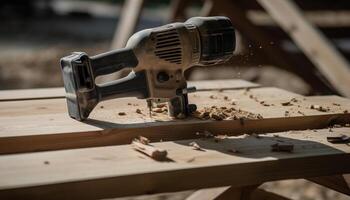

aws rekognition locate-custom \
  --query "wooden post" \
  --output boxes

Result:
[110,0,145,49]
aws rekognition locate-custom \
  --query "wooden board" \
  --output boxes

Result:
[0,128,349,199]
[0,87,349,154]
[0,79,259,101]
[0,87,64,101]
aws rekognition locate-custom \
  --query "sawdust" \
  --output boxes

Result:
[118,112,126,116]
[310,104,329,112]
[191,106,263,121]
[136,108,142,114]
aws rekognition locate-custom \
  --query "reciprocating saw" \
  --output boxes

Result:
[60,16,235,121]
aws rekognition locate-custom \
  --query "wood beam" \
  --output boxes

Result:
[0,128,349,199]
[308,174,350,195]
[201,0,337,95]
[1,87,350,154]
[258,0,350,97]
[110,0,145,49]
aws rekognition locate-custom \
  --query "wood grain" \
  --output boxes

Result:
[0,128,349,199]
[0,87,349,154]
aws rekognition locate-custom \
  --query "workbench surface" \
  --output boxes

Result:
[0,79,349,199]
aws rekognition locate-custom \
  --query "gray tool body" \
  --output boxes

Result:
[60,16,236,121]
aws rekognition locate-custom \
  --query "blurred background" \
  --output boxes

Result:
[1,0,349,199]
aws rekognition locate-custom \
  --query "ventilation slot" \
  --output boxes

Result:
[154,28,182,64]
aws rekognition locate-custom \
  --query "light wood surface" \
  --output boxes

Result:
[0,86,349,154]
[0,87,64,101]
[0,128,349,199]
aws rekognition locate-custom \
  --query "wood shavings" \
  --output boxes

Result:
[230,99,237,105]
[310,104,329,112]
[189,142,203,151]
[281,101,293,106]
[297,111,305,116]
[152,106,168,113]
[118,112,126,116]
[271,143,294,152]
[284,111,290,117]
[138,136,150,145]
[132,138,167,161]
[260,101,270,106]
[290,98,299,103]
[192,106,262,121]
[213,134,228,143]
[152,108,163,113]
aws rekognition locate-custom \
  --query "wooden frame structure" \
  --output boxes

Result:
[0,79,349,199]
[111,0,350,96]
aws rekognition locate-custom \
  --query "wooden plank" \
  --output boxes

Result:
[308,174,350,195]
[0,87,64,101]
[0,128,349,199]
[258,0,350,97]
[0,79,259,101]
[186,186,260,200]
[250,188,291,200]
[0,88,349,154]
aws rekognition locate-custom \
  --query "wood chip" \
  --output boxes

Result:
[152,108,164,113]
[209,95,217,99]
[118,112,126,116]
[310,104,329,112]
[281,101,293,106]
[271,143,294,152]
[327,135,350,144]
[132,139,167,161]
[189,142,203,151]
[138,136,150,145]
[192,106,261,121]
[136,108,142,114]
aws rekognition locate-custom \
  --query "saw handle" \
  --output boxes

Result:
[90,48,138,77]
